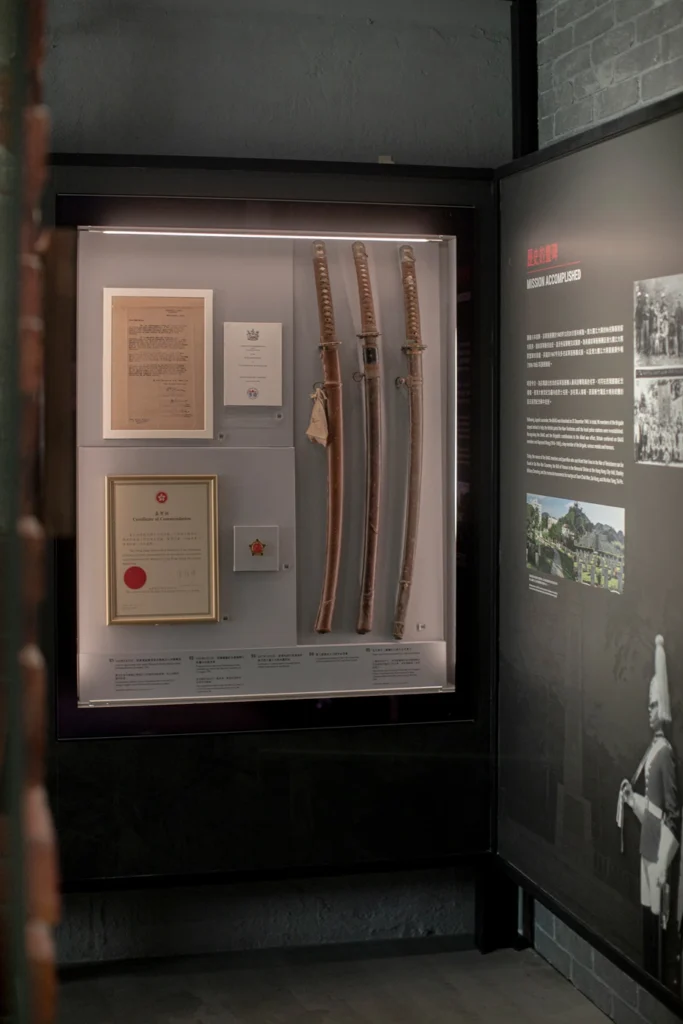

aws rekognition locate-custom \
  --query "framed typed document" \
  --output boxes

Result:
[105,475,219,625]
[103,288,213,438]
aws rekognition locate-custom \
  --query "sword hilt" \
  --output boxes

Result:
[400,245,422,343]
[352,241,379,338]
[312,241,337,344]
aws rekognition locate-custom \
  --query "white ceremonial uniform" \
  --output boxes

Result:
[638,734,678,915]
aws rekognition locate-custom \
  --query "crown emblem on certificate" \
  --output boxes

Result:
[246,328,260,341]
[249,538,266,556]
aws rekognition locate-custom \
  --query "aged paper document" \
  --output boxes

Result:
[106,475,218,624]
[105,291,212,436]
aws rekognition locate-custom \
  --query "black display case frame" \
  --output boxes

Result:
[46,157,498,741]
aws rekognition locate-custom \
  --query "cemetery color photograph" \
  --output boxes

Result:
[526,495,625,594]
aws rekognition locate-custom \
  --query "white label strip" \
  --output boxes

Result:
[78,641,448,705]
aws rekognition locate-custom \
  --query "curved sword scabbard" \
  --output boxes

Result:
[352,242,382,635]
[312,242,344,634]
[394,245,425,641]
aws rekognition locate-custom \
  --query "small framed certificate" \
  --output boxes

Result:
[223,322,283,406]
[105,475,219,625]
[103,288,214,439]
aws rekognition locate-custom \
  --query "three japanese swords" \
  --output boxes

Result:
[308,241,425,638]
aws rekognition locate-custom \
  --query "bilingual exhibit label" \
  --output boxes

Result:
[519,236,628,593]
[78,641,448,704]
[526,241,582,289]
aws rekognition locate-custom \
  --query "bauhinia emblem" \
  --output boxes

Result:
[249,538,266,556]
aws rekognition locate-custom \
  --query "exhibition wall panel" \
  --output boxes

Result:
[499,105,683,1006]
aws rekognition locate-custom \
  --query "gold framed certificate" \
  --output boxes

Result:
[103,288,214,439]
[106,475,219,625]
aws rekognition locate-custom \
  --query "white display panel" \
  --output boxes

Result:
[78,232,295,448]
[78,446,298,658]
[76,231,455,706]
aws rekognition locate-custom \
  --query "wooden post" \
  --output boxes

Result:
[16,1,60,1021]
[43,228,77,538]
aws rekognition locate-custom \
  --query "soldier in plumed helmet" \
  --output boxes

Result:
[619,636,680,989]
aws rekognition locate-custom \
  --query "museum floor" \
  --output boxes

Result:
[58,945,607,1023]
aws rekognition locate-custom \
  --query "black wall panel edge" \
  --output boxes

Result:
[497,91,683,181]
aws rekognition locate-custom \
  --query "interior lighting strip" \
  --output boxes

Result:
[94,229,438,243]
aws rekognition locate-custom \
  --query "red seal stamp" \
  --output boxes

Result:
[123,566,147,590]
[156,491,168,504]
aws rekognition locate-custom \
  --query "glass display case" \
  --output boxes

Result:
[47,160,496,736]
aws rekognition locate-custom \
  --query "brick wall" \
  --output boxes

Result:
[538,0,683,146]
[534,902,680,1024]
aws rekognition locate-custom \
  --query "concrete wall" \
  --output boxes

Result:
[534,903,679,1024]
[45,0,512,166]
[538,0,683,147]
[57,869,474,966]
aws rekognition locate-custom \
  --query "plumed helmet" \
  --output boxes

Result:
[649,635,672,723]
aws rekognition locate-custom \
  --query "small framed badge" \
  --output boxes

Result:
[233,525,280,572]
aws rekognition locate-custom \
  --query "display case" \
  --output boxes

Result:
[47,159,496,737]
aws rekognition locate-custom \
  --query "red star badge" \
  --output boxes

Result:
[249,538,265,556]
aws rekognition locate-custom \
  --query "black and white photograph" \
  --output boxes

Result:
[634,374,683,466]
[617,635,682,991]
[526,494,625,594]
[634,275,683,367]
